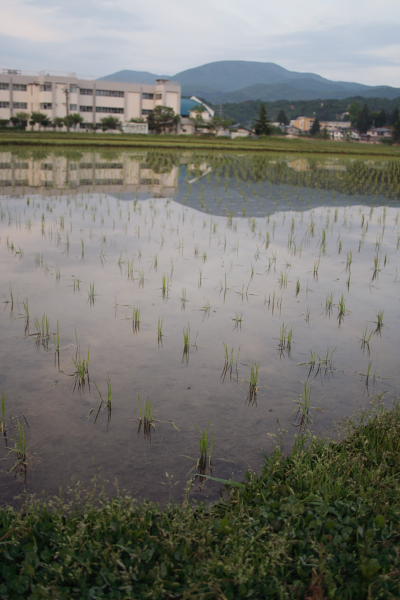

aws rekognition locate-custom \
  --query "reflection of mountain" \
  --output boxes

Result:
[0,152,179,198]
[1,150,399,216]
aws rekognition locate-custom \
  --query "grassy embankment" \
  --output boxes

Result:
[1,405,399,599]
[1,130,400,157]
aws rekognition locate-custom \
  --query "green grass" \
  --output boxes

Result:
[1,130,400,158]
[0,405,399,599]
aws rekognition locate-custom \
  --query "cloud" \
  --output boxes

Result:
[1,0,400,86]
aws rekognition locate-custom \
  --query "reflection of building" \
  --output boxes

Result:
[0,152,179,197]
[0,69,180,127]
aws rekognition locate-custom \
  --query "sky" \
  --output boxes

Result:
[1,0,400,87]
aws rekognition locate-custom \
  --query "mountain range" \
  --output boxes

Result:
[99,60,400,103]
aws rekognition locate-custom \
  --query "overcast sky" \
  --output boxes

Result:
[1,0,400,87]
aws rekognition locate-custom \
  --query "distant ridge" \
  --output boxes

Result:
[99,60,400,102]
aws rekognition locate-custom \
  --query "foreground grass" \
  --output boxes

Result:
[1,130,400,158]
[1,406,399,599]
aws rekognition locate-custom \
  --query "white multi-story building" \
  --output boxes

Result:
[0,69,181,127]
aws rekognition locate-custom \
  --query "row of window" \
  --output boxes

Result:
[1,82,164,101]
[0,83,27,91]
[80,88,124,97]
[79,106,124,114]
[0,101,27,109]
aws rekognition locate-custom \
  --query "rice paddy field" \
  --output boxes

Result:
[1,147,400,505]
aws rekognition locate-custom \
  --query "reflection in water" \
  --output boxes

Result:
[0,150,399,215]
[0,148,400,505]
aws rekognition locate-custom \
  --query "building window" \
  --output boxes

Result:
[40,103,52,110]
[95,106,124,113]
[155,93,162,99]
[69,85,78,92]
[40,83,52,91]
[0,83,10,90]
[80,88,93,95]
[69,104,77,111]
[96,89,124,97]
[142,93,154,99]
[141,109,152,115]
[12,102,28,109]
[12,84,27,91]
[0,101,10,108]
[80,105,93,112]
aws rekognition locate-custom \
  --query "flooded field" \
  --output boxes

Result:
[0,148,399,504]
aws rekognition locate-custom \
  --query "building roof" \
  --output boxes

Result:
[181,98,203,117]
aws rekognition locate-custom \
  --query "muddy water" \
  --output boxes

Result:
[0,149,399,504]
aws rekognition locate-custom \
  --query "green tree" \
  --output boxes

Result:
[372,109,387,128]
[349,101,362,127]
[100,116,121,131]
[310,118,320,136]
[355,104,372,134]
[392,119,400,143]
[390,108,399,126]
[30,112,50,130]
[64,113,83,131]
[276,109,289,126]
[53,117,65,129]
[254,104,271,135]
[10,112,29,130]
[148,106,179,134]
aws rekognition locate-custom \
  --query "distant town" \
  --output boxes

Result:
[1,68,399,143]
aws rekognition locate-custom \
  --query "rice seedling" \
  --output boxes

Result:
[337,294,346,325]
[325,292,334,316]
[80,239,85,259]
[360,327,374,354]
[372,255,381,281]
[73,277,81,292]
[374,310,384,334]
[88,283,96,306]
[161,274,169,299]
[182,325,191,363]
[31,313,50,349]
[157,318,164,345]
[299,348,335,378]
[20,299,30,335]
[9,418,28,482]
[72,345,90,391]
[92,378,113,426]
[360,361,376,389]
[294,382,313,432]
[278,323,293,355]
[295,279,301,297]
[232,312,243,329]
[54,321,61,369]
[346,250,353,272]
[180,288,188,310]
[0,393,7,445]
[200,302,211,317]
[132,306,141,333]
[196,429,213,476]
[137,395,155,440]
[198,270,203,288]
[278,271,288,289]
[247,363,259,405]
[313,259,320,280]
[221,344,239,382]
